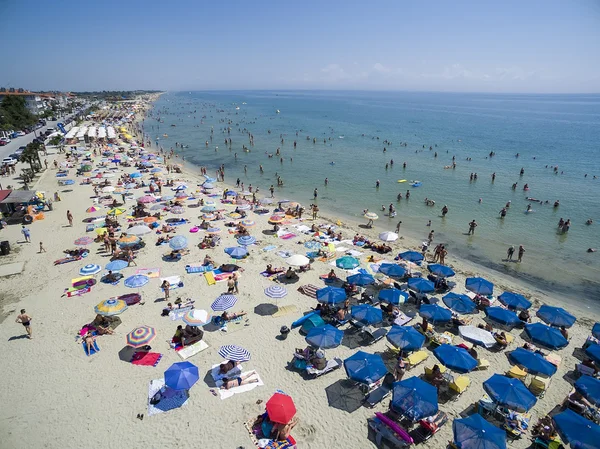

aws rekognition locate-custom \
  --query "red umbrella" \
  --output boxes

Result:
[265,393,296,424]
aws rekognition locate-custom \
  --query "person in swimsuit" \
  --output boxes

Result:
[83,331,96,353]
[220,370,258,389]
[16,309,32,338]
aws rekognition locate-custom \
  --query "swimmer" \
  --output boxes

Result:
[586,219,593,225]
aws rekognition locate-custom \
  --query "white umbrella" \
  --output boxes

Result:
[379,231,398,242]
[458,325,497,349]
[127,225,152,236]
[102,186,115,193]
[287,254,310,266]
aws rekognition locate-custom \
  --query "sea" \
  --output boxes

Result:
[142,91,600,305]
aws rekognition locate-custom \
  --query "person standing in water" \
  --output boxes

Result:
[518,245,525,262]
[313,188,318,200]
[467,220,478,235]
[507,245,515,260]
[441,205,448,217]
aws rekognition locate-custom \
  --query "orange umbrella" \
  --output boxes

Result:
[143,216,158,223]
[269,215,285,224]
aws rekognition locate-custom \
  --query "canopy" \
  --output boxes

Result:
[536,305,576,328]
[508,348,557,377]
[164,361,199,390]
[408,277,435,293]
[386,326,425,352]
[343,351,388,384]
[575,375,600,406]
[525,323,568,349]
[347,273,375,286]
[378,263,407,277]
[391,377,438,421]
[465,277,494,295]
[498,292,531,311]
[485,307,520,327]
[399,251,424,263]
[443,293,476,314]
[305,325,344,349]
[218,345,251,362]
[427,264,455,278]
[419,304,452,323]
[316,286,347,304]
[553,409,600,449]
[378,288,409,305]
[350,304,383,325]
[266,393,296,424]
[434,344,478,373]
[452,414,506,449]
[483,374,536,412]
[286,254,309,266]
[336,256,360,270]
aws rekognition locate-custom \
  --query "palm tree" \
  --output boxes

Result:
[19,142,42,173]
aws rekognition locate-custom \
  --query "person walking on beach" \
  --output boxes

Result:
[518,245,525,263]
[507,246,515,260]
[439,245,447,264]
[16,309,32,339]
[232,271,240,294]
[39,242,46,253]
[428,230,435,245]
[21,225,31,243]
[467,220,478,235]
[395,221,402,233]
[312,205,319,220]
[227,276,235,294]
[161,280,170,300]
[67,210,73,227]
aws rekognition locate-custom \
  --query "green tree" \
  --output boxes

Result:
[0,96,38,130]
[49,135,63,147]
[19,141,43,173]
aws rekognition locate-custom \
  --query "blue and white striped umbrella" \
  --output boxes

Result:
[124,275,149,288]
[237,236,256,246]
[79,264,101,275]
[264,285,288,299]
[218,345,251,362]
[169,236,188,250]
[211,294,238,311]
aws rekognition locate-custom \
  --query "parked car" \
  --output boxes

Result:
[0,140,7,146]
[2,157,17,166]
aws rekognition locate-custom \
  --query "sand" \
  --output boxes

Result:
[0,97,597,449]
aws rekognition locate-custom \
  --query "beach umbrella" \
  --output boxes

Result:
[304,241,322,249]
[536,305,576,328]
[391,377,438,421]
[316,286,347,304]
[169,235,188,250]
[347,273,375,286]
[498,292,531,311]
[151,168,162,173]
[594,323,600,340]
[130,172,142,178]
[102,186,115,193]
[268,215,285,224]
[408,277,435,293]
[150,204,164,211]
[74,236,94,246]
[453,414,506,449]
[107,207,126,216]
[264,285,287,299]
[575,376,600,406]
[236,204,252,211]
[344,351,388,384]
[126,325,156,348]
[485,307,520,327]
[171,206,185,214]
[434,344,478,373]
[443,293,477,314]
[86,206,98,213]
[378,288,409,305]
[125,183,137,189]
[201,213,215,220]
[161,195,174,201]
[378,263,407,277]
[225,190,237,196]
[118,235,140,247]
[79,264,101,275]
[240,219,256,228]
[286,254,309,266]
[266,393,296,425]
[203,175,216,182]
[427,264,456,278]
[127,225,152,236]
[386,326,425,352]
[211,295,238,311]
[228,212,242,219]
[259,197,273,204]
[364,212,379,220]
[182,309,211,327]
[419,304,452,323]
[325,381,365,413]
[379,231,398,242]
[143,216,158,224]
[336,256,359,270]
[239,190,251,196]
[459,325,497,348]
[509,348,557,377]
[483,374,536,412]
[465,277,494,295]
[201,205,217,212]
[174,192,187,199]
[206,227,221,234]
[105,260,128,271]
[95,298,128,316]
[237,236,256,246]
[174,184,187,191]
[164,361,199,390]
[525,323,568,349]
[218,345,251,362]
[124,274,149,288]
[224,246,248,259]
[351,304,383,325]
[399,251,424,263]
[137,195,156,204]
[203,183,215,189]
[553,409,600,449]
[586,344,600,364]
[306,325,344,349]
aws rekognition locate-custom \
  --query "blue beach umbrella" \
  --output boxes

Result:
[264,285,287,299]
[124,274,149,288]
[211,294,238,311]
[237,236,256,246]
[225,190,237,196]
[536,305,576,328]
[174,185,187,191]
[224,246,248,259]
[483,374,537,412]
[306,325,344,349]
[169,235,188,250]
[304,241,322,249]
[218,345,251,362]
[427,264,455,278]
[442,293,477,314]
[419,304,452,323]
[343,351,388,384]
[125,183,137,189]
[201,205,217,212]
[575,376,600,406]
[453,414,506,449]
[347,273,375,286]
[398,251,424,263]
[161,195,174,201]
[106,260,128,271]
[585,343,600,364]
[350,304,383,325]
[130,172,142,178]
[391,377,438,421]
[408,277,435,293]
[316,286,347,304]
[151,168,162,173]
[508,348,557,377]
[434,344,478,373]
[465,277,494,295]
[525,323,568,349]
[336,256,360,270]
[379,263,407,277]
[203,175,216,182]
[203,183,215,189]
[386,326,426,352]
[80,264,101,276]
[593,323,600,340]
[485,307,520,327]
[164,361,199,390]
[498,292,531,311]
[378,288,409,305]
[553,409,600,449]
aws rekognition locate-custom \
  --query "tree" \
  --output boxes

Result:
[19,141,43,173]
[49,135,63,146]
[0,96,37,130]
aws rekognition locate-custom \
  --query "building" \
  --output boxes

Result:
[0,88,44,115]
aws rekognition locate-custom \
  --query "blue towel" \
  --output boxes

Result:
[83,340,100,356]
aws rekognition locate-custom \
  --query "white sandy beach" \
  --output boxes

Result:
[0,97,598,449]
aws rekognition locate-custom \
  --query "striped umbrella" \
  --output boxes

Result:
[79,264,101,275]
[269,215,285,223]
[127,225,152,236]
[86,206,98,213]
[264,285,288,299]
[236,204,251,211]
[171,206,185,214]
[211,295,238,311]
[106,260,128,271]
[137,195,156,204]
[182,309,211,326]
[169,235,188,250]
[206,227,221,234]
[228,212,242,219]
[201,213,215,220]
[240,219,256,228]
[126,325,156,348]
[364,212,379,220]
[74,236,94,246]
[124,275,149,288]
[218,345,251,362]
[95,298,128,316]
[237,236,256,246]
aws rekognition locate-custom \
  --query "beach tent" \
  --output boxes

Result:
[300,314,326,334]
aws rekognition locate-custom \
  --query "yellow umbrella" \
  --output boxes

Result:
[107,208,127,216]
[95,299,128,316]
[95,227,108,235]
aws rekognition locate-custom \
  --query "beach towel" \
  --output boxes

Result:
[168,306,193,321]
[272,305,299,317]
[262,245,277,252]
[280,233,296,240]
[54,256,82,265]
[177,340,209,360]
[136,268,161,278]
[185,264,214,273]
[244,420,297,449]
[147,379,189,416]
[82,340,99,356]
[211,362,243,382]
[160,275,184,291]
[393,312,413,326]
[215,371,263,400]
[276,250,292,259]
[131,351,163,367]
[298,284,318,299]
[66,286,92,297]
[204,271,216,285]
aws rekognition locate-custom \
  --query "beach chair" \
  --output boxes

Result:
[425,364,447,377]
[528,375,550,398]
[361,326,388,345]
[449,376,471,399]
[414,411,449,442]
[503,411,531,440]
[364,383,393,408]
[406,350,429,369]
[475,359,490,370]
[306,357,343,378]
[507,365,528,380]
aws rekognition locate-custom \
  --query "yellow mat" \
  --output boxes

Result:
[204,271,216,285]
[272,305,299,317]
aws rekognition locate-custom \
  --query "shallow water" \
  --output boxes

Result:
[143,91,600,300]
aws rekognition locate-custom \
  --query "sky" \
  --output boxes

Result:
[0,0,599,93]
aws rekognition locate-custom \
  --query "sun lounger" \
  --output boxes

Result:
[406,350,429,368]
[362,326,389,345]
[545,353,561,367]
[368,414,413,448]
[449,376,471,398]
[306,357,343,378]
[529,375,550,397]
[503,410,531,440]
[507,365,528,380]
[576,363,597,378]
[475,359,490,370]
[393,312,413,326]
[364,383,392,408]
[414,411,449,442]
[425,364,447,377]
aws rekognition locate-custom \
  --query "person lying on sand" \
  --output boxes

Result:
[266,264,285,275]
[83,331,96,353]
[221,310,247,321]
[220,370,258,390]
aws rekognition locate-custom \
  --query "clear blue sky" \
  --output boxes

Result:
[1,0,599,93]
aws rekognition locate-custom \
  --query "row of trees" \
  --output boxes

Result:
[0,96,38,131]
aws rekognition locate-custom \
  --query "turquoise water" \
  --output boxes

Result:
[143,91,600,300]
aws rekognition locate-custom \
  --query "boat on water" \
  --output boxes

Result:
[163,134,168,137]
[235,106,240,110]
[276,109,280,114]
